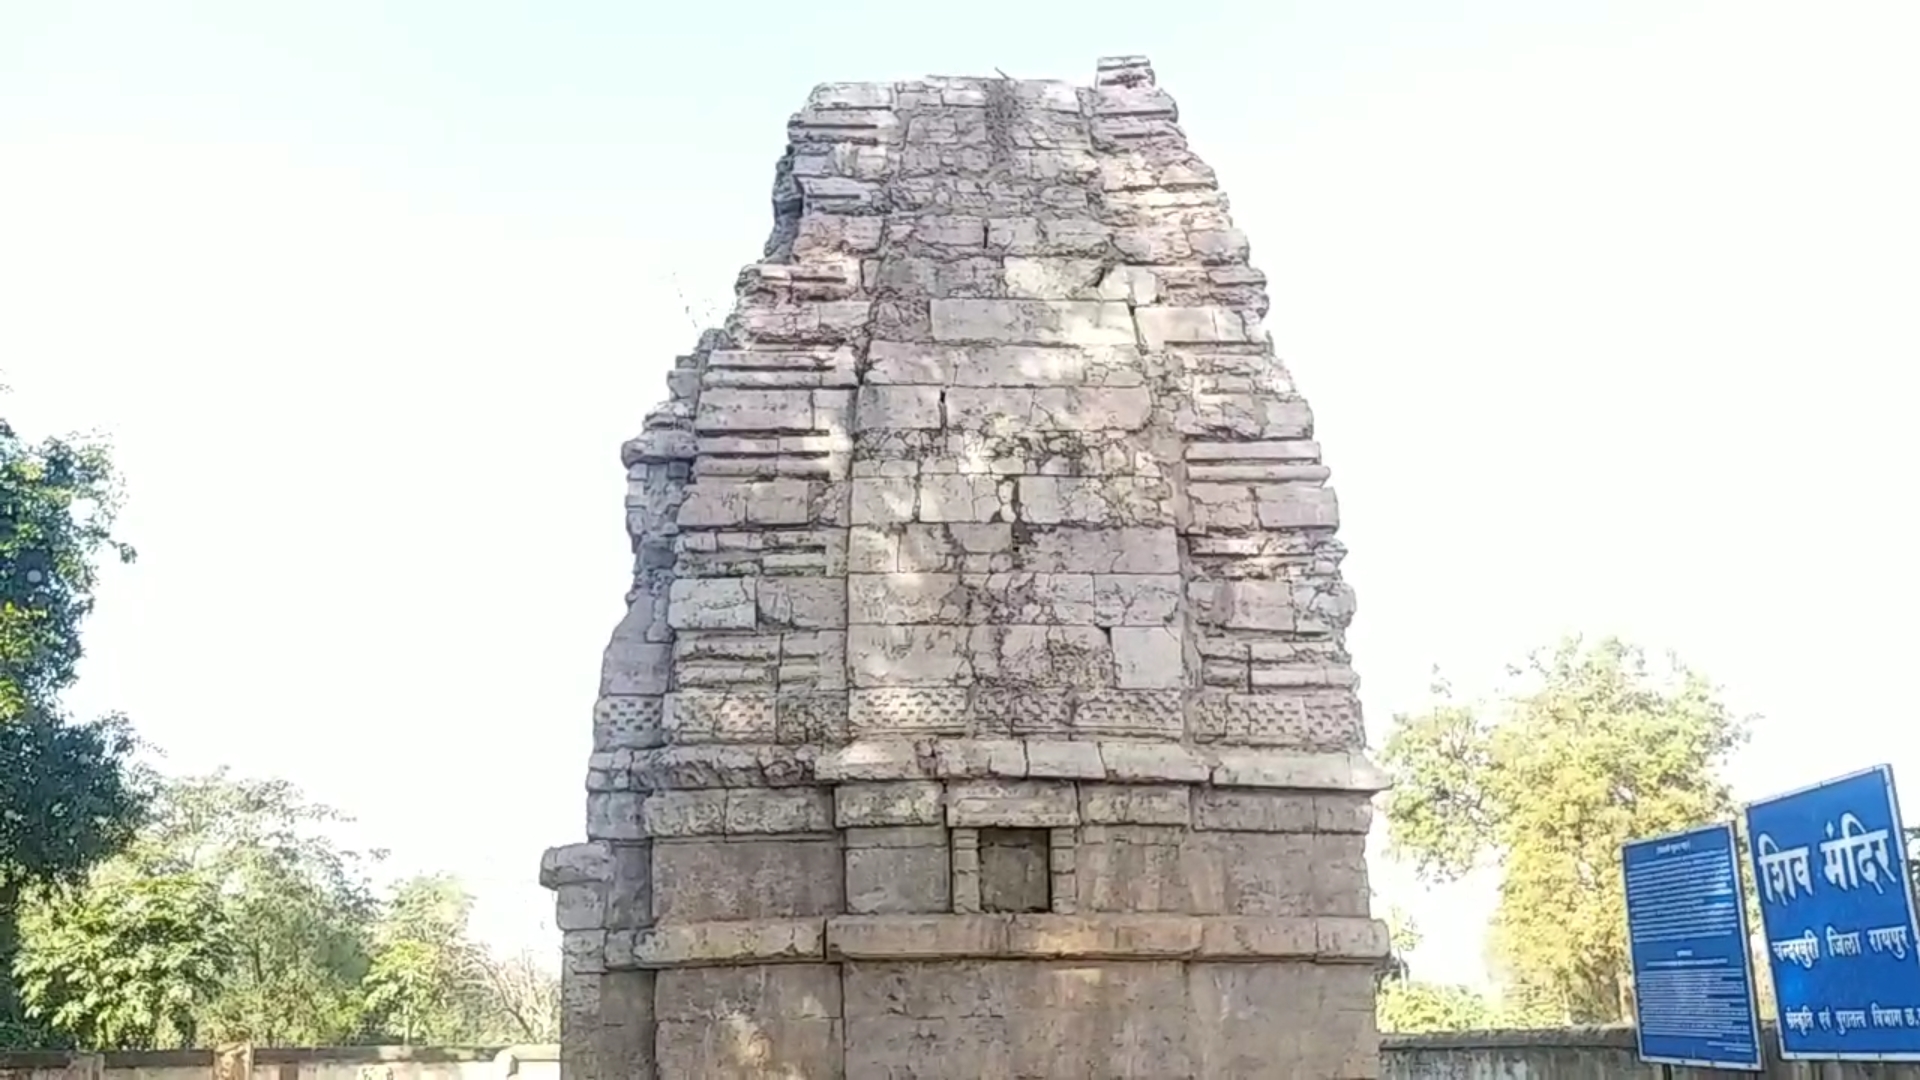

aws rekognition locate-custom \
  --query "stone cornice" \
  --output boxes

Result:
[603,914,1390,969]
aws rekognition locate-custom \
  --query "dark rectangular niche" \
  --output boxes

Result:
[978,828,1051,913]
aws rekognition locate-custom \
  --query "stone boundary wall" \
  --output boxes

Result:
[11,1033,1920,1080]
[0,1046,557,1080]
[8,1035,1918,1080]
[1385,1028,1920,1079]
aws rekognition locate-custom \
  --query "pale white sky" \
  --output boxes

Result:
[3,2,1916,988]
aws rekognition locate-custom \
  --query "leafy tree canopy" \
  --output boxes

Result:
[361,874,560,1046]
[1381,636,1748,1026]
[0,419,134,718]
[13,773,558,1050]
[363,875,487,1045]
[15,871,235,1050]
[0,416,147,1031]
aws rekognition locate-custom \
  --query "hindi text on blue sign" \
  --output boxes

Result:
[1746,764,1920,1061]
[1622,821,1763,1071]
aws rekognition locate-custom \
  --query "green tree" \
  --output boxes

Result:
[0,420,134,718]
[1381,638,1748,1026]
[16,767,562,1049]
[361,875,486,1045]
[13,871,234,1049]
[17,772,381,1047]
[360,875,562,1045]
[0,418,147,1037]
[1379,980,1501,1033]
[145,773,380,1045]
[1375,906,1501,1033]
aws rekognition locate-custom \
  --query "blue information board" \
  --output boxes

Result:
[1622,821,1764,1070]
[1745,764,1920,1061]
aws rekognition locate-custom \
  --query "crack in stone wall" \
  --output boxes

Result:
[542,55,1389,1080]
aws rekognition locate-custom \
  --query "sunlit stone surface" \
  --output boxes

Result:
[541,55,1389,1080]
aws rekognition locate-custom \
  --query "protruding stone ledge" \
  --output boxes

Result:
[540,842,612,889]
[1095,55,1156,89]
[608,918,826,969]
[597,914,1387,969]
[592,780,1376,839]
[823,914,1388,964]
[814,740,1386,793]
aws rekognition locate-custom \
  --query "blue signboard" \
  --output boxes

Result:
[1622,821,1764,1070]
[1745,764,1920,1061]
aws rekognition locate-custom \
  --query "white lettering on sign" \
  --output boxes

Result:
[1757,833,1813,904]
[1771,930,1821,968]
[1819,813,1894,894]
[1869,925,1913,960]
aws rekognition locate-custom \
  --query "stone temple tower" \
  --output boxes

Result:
[541,56,1388,1079]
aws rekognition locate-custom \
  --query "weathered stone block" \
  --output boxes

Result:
[847,572,967,624]
[817,739,929,781]
[945,386,1152,432]
[756,575,847,629]
[1025,740,1106,779]
[586,791,646,842]
[973,624,1112,689]
[848,687,970,737]
[604,843,654,930]
[929,299,1135,345]
[847,842,953,915]
[1193,789,1317,832]
[555,882,607,931]
[666,577,758,630]
[1258,483,1341,529]
[1076,826,1224,914]
[725,788,835,835]
[932,738,1028,778]
[1317,792,1376,834]
[663,690,778,743]
[1017,476,1171,526]
[1080,783,1191,825]
[639,790,728,838]
[1017,526,1179,574]
[541,841,612,888]
[849,477,917,525]
[855,384,943,430]
[651,840,844,922]
[918,474,1011,522]
[656,962,843,1021]
[847,624,973,687]
[1210,749,1387,791]
[1190,963,1380,1079]
[619,917,827,967]
[836,781,945,827]
[1111,625,1185,688]
[947,779,1078,828]
[899,523,1012,572]
[1099,741,1209,783]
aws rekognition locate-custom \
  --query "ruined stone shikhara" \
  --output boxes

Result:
[540,56,1388,1079]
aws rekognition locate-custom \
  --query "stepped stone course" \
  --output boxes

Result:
[542,54,1389,1079]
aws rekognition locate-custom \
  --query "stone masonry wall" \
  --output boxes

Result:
[541,56,1389,1079]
